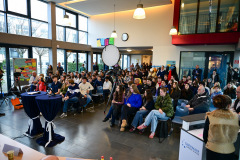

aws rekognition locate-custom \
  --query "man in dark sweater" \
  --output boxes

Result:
[185,85,210,114]
[60,79,80,118]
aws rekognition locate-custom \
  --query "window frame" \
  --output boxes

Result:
[178,0,240,35]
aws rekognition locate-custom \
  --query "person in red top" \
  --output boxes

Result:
[36,74,46,92]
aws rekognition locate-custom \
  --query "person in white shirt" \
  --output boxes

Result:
[74,73,81,84]
[103,77,112,102]
[79,77,94,108]
[29,71,39,91]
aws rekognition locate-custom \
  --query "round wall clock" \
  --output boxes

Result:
[122,33,129,41]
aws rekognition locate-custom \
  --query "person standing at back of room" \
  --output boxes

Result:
[203,95,239,160]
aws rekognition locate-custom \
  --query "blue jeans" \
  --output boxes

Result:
[131,110,149,128]
[30,84,36,92]
[106,106,113,119]
[63,97,79,113]
[144,110,167,133]
[106,104,122,124]
[83,95,91,108]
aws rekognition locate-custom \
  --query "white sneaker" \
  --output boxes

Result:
[59,113,67,118]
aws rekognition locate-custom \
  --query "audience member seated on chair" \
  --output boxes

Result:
[224,82,236,99]
[36,74,46,92]
[49,75,62,95]
[129,89,155,134]
[74,73,81,84]
[60,79,80,118]
[120,84,142,132]
[79,77,94,108]
[211,85,223,102]
[134,78,143,94]
[137,87,174,139]
[145,78,156,95]
[210,82,221,95]
[203,95,239,160]
[230,86,240,118]
[170,82,181,111]
[125,81,133,97]
[45,72,53,87]
[60,79,69,100]
[94,76,103,91]
[103,85,125,127]
[155,81,168,96]
[185,85,210,114]
[103,77,112,102]
[180,83,193,101]
[29,71,39,91]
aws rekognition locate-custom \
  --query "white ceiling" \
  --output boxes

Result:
[48,0,172,16]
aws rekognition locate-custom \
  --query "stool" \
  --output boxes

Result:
[158,117,172,143]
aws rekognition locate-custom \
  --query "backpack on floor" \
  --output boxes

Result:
[11,98,23,109]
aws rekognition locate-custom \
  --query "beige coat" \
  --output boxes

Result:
[206,109,239,154]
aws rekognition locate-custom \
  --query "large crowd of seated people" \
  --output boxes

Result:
[24,62,240,139]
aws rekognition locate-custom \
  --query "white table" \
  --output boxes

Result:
[181,113,206,130]
[179,128,240,160]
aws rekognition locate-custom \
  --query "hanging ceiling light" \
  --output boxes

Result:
[63,14,71,26]
[63,0,71,26]
[133,0,146,19]
[111,3,117,38]
[169,26,178,35]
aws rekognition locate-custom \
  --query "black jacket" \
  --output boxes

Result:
[170,88,181,101]
[180,89,193,101]
[192,68,202,81]
[224,88,236,99]
[142,98,155,111]
[211,74,220,84]
[188,92,210,113]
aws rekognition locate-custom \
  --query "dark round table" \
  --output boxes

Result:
[35,94,65,147]
[21,91,46,137]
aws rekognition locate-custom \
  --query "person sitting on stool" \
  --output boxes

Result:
[60,79,80,118]
[49,75,62,95]
[103,77,112,103]
[29,71,39,92]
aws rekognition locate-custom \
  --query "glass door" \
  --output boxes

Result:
[207,52,231,87]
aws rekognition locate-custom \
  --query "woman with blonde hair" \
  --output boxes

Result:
[120,84,142,132]
[210,82,221,95]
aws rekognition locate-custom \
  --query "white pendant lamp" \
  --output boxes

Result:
[169,26,178,35]
[133,1,146,19]
[111,3,117,38]
[63,14,71,26]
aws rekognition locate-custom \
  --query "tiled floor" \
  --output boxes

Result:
[0,98,180,160]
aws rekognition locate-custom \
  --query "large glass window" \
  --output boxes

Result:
[123,55,128,69]
[0,12,5,32]
[0,0,4,11]
[179,0,198,34]
[197,0,218,33]
[66,12,76,28]
[79,31,87,44]
[97,54,104,71]
[179,52,206,80]
[8,0,27,15]
[179,0,240,34]
[56,7,64,26]
[56,25,64,41]
[32,20,48,39]
[217,0,239,32]
[7,14,29,36]
[9,48,28,84]
[67,52,77,72]
[33,47,49,75]
[93,54,96,63]
[57,49,65,72]
[0,47,7,93]
[78,53,87,70]
[66,28,77,43]
[31,0,48,22]
[78,15,87,31]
